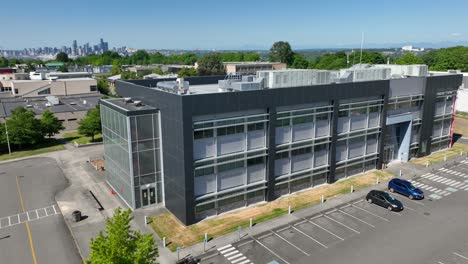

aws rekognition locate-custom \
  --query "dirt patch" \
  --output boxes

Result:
[150,169,394,251]
[90,159,105,171]
[454,116,468,137]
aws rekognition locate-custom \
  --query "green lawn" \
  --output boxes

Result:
[0,140,65,161]
[63,131,102,145]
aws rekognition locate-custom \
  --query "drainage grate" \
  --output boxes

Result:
[424,212,430,216]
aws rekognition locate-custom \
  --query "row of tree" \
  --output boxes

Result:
[0,108,63,150]
[0,105,102,152]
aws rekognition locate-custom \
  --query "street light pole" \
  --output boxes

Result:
[4,121,11,155]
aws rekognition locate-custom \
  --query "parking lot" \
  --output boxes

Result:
[199,158,468,264]
[0,158,81,264]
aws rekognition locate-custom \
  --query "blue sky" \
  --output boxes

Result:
[2,0,468,50]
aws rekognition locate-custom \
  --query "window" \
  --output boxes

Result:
[292,115,313,125]
[38,88,51,95]
[247,122,264,131]
[339,110,349,117]
[194,129,213,139]
[316,113,329,121]
[291,146,312,156]
[276,118,290,127]
[194,167,214,177]
[217,125,244,136]
[247,156,264,166]
[218,160,244,172]
[275,151,289,160]
[90,85,97,92]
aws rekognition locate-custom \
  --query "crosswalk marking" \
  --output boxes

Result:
[218,244,253,264]
[0,205,61,229]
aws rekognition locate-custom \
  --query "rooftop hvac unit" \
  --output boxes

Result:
[124,97,132,103]
[45,96,60,105]
[26,104,33,108]
[134,100,143,106]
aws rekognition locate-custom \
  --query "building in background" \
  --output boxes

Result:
[224,62,287,75]
[101,64,462,225]
[0,94,101,131]
[0,68,29,93]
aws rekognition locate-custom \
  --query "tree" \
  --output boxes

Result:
[56,52,69,63]
[197,53,225,76]
[177,67,198,78]
[291,53,309,69]
[395,53,424,65]
[78,106,101,141]
[0,57,8,67]
[6,106,43,148]
[121,71,138,80]
[97,79,111,95]
[269,41,294,65]
[87,208,158,264]
[57,65,68,72]
[40,110,64,138]
[111,60,122,75]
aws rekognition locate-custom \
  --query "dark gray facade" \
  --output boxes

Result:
[112,73,462,225]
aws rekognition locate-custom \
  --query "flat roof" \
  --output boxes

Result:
[0,94,101,118]
[103,98,157,112]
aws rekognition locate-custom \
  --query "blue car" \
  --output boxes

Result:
[388,178,424,200]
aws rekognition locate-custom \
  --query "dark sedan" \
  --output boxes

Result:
[366,190,404,211]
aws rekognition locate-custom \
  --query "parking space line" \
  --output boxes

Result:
[290,225,328,249]
[271,230,310,256]
[238,260,250,264]
[351,204,389,221]
[453,252,468,260]
[305,218,345,240]
[251,236,291,264]
[323,215,360,234]
[338,209,375,228]
[437,261,445,264]
[310,214,324,220]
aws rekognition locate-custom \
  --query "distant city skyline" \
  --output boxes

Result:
[1,0,467,50]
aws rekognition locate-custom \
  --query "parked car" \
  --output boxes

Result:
[388,178,424,200]
[366,190,404,211]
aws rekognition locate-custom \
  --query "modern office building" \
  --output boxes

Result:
[101,64,462,225]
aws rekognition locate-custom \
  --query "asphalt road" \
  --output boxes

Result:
[200,159,468,264]
[0,158,81,264]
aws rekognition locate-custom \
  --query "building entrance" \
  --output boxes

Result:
[383,119,411,164]
[141,186,156,207]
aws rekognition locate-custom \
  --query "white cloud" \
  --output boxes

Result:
[451,32,462,37]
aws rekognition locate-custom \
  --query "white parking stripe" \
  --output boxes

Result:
[252,237,290,264]
[338,209,375,228]
[453,252,468,260]
[351,204,389,221]
[323,215,360,234]
[290,225,328,249]
[305,218,345,240]
[272,231,310,256]
[237,260,251,264]
[224,250,239,257]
